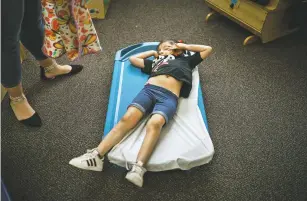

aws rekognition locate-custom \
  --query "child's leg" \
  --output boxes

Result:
[69,86,155,172]
[136,114,165,165]
[135,86,178,166]
[97,106,143,156]
[97,86,155,156]
[69,106,144,171]
[125,114,165,187]
[125,85,178,187]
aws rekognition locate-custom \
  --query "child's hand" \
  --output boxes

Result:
[147,50,158,58]
[152,51,159,58]
[172,43,187,50]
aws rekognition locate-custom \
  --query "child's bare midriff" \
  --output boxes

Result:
[147,75,183,97]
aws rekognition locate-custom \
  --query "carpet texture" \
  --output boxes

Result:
[1,0,307,200]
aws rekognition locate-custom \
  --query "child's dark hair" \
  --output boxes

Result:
[156,39,185,51]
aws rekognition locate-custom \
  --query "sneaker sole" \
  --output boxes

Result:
[69,162,103,172]
[125,174,143,187]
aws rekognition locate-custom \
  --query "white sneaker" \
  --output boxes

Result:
[125,163,147,187]
[69,149,104,172]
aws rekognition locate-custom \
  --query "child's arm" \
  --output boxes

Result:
[175,43,212,60]
[129,50,158,68]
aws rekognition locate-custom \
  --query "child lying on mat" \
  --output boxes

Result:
[69,40,212,187]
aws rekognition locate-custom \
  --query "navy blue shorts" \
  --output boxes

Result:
[129,84,178,124]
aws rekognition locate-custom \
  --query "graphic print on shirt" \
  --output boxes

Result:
[152,55,176,72]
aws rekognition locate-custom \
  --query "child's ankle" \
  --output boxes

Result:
[136,161,144,167]
[94,149,104,159]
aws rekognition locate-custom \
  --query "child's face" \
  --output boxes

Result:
[158,41,183,56]
[158,41,175,56]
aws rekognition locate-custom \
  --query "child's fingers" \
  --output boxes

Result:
[171,44,179,50]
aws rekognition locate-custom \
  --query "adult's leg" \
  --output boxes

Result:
[1,0,39,124]
[20,0,47,61]
[1,0,24,89]
[96,106,144,156]
[21,0,74,78]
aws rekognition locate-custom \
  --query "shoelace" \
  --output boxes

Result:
[126,162,139,171]
[83,149,98,158]
[84,149,104,160]
[125,161,132,170]
[126,162,144,174]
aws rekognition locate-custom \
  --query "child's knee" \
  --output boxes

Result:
[121,108,142,124]
[146,114,165,131]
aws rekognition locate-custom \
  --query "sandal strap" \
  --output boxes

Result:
[10,94,26,104]
[43,63,57,73]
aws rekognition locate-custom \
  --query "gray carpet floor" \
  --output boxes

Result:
[1,0,307,200]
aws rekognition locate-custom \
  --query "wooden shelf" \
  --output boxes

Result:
[205,0,300,44]
[87,0,112,19]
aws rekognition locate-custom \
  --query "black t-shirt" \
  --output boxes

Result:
[141,52,203,98]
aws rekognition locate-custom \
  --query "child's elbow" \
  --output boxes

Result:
[207,46,213,53]
[129,56,140,67]
[129,57,135,63]
[200,46,213,59]
[206,46,213,56]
